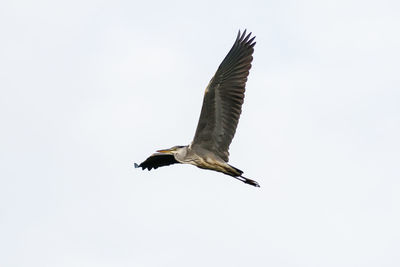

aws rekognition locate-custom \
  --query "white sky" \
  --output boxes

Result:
[1,0,399,266]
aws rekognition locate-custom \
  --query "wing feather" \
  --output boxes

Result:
[136,153,180,170]
[191,30,256,162]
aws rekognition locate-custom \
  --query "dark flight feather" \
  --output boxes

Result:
[135,153,180,170]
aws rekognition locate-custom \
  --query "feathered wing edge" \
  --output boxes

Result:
[135,153,180,170]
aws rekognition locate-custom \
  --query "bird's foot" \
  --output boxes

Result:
[238,175,260,187]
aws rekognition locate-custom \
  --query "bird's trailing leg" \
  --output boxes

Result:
[226,164,260,187]
[235,175,260,187]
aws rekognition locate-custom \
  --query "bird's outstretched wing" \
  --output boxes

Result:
[191,30,255,162]
[135,153,180,170]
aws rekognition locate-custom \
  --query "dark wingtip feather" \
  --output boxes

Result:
[242,31,251,43]
[247,36,256,46]
[242,29,247,39]
[237,30,241,40]
[235,29,256,49]
[136,153,180,171]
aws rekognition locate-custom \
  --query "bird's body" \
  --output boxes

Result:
[135,30,260,187]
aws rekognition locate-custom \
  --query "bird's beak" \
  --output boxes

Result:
[156,148,174,154]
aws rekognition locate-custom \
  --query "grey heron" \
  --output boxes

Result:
[135,30,260,187]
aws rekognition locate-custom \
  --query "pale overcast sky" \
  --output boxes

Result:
[1,0,399,266]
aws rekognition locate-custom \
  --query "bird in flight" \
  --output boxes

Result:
[135,30,259,187]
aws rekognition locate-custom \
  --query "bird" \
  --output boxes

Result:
[135,30,259,187]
